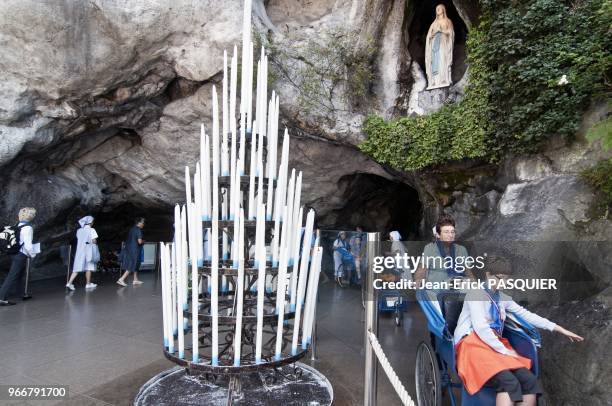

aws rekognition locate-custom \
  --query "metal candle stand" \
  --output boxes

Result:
[161,148,320,405]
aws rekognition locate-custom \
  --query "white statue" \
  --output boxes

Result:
[425,4,454,89]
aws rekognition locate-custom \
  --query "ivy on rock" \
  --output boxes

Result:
[360,0,611,171]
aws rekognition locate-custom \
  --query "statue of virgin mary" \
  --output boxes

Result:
[425,4,454,89]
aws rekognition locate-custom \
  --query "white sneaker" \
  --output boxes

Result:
[85,283,97,289]
[65,284,75,291]
[116,280,127,287]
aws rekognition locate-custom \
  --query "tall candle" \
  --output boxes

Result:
[232,164,241,267]
[247,43,254,130]
[185,166,192,205]
[271,205,284,267]
[240,0,252,118]
[239,112,246,175]
[233,209,245,366]
[230,46,238,187]
[200,125,209,219]
[177,208,186,359]
[222,50,229,177]
[247,120,257,219]
[273,202,291,360]
[302,247,322,349]
[273,130,289,222]
[172,205,180,341]
[289,207,303,308]
[289,172,302,267]
[187,202,200,363]
[181,206,189,313]
[291,210,315,354]
[194,163,204,266]
[161,242,169,348]
[211,85,220,366]
[254,203,266,363]
[270,95,279,180]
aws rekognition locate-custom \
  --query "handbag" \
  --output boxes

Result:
[91,244,101,263]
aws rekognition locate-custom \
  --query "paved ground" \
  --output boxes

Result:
[0,271,430,405]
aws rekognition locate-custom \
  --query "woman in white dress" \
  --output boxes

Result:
[66,216,99,291]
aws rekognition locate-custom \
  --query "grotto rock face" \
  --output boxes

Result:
[0,1,610,404]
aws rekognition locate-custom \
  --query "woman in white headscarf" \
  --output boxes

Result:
[66,216,99,291]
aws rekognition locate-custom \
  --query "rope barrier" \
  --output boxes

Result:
[367,331,416,406]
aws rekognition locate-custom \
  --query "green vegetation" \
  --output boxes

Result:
[263,28,375,114]
[360,0,611,171]
[581,159,612,213]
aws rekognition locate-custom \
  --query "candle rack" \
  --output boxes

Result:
[148,1,331,404]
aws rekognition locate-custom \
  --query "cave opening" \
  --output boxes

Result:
[406,0,469,84]
[325,173,423,240]
[92,203,174,251]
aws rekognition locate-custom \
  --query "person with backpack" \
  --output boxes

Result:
[0,207,37,306]
[65,215,100,291]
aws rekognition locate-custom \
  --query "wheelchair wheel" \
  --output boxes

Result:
[415,341,442,406]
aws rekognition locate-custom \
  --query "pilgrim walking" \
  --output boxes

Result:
[0,208,38,306]
[117,217,145,286]
[66,216,99,291]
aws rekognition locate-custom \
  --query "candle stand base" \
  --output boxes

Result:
[134,362,332,406]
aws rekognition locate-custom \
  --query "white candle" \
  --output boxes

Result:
[232,163,241,267]
[200,125,209,220]
[247,43,254,130]
[239,112,246,175]
[161,242,169,348]
[291,210,314,353]
[255,58,262,143]
[233,208,245,366]
[194,163,204,267]
[274,203,291,359]
[185,166,192,205]
[273,130,289,222]
[289,172,302,268]
[271,204,283,267]
[248,120,257,219]
[289,207,303,308]
[187,202,200,363]
[222,50,229,177]
[240,0,252,118]
[211,85,220,366]
[181,206,189,313]
[171,221,178,348]
[302,247,322,349]
[230,46,238,187]
[285,168,296,246]
[177,208,186,359]
[254,203,266,363]
[270,95,279,180]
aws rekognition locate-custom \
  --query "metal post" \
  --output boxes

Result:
[363,232,380,406]
[310,292,318,361]
[66,244,72,284]
[310,229,321,361]
[23,256,32,300]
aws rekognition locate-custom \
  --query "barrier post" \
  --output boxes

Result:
[363,232,380,406]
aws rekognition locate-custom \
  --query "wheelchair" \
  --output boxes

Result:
[415,289,543,406]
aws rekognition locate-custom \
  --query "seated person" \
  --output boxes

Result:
[453,257,583,406]
[414,214,472,286]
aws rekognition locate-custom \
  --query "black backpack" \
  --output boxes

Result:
[0,223,25,255]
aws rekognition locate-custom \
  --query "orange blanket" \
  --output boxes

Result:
[456,332,532,395]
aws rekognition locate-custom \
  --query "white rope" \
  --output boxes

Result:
[367,331,416,406]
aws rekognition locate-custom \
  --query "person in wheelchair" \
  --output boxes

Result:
[454,257,583,406]
[414,214,473,286]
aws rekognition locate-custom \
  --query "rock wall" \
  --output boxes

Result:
[0,1,609,404]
